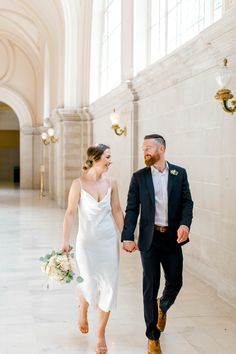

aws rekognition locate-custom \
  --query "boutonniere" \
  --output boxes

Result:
[170,169,178,176]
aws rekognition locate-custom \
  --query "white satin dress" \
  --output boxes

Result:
[76,183,119,312]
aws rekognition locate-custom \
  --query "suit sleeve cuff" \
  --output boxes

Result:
[180,225,189,232]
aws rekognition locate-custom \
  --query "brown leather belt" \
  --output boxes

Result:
[154,225,168,233]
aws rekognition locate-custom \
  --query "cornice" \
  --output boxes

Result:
[89,81,139,119]
[51,108,93,123]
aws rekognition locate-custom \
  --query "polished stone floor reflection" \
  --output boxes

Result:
[0,183,236,354]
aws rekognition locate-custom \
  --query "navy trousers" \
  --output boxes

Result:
[140,229,183,340]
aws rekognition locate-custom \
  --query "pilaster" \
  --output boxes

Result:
[49,108,92,208]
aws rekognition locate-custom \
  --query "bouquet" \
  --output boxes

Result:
[40,249,83,286]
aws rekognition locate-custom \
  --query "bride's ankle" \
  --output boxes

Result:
[97,334,106,341]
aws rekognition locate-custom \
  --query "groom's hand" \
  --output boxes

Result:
[177,225,189,243]
[123,241,139,253]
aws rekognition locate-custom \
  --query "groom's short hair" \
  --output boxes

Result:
[144,134,166,149]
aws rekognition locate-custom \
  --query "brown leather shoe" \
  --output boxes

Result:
[157,298,167,332]
[148,339,162,354]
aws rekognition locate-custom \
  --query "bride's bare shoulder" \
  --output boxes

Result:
[72,177,81,184]
[109,177,118,189]
[70,178,82,191]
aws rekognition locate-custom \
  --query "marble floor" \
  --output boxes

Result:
[0,183,236,354]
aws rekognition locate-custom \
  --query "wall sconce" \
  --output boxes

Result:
[110,109,127,136]
[41,119,58,145]
[215,58,236,114]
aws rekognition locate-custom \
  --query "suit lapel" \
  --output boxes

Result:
[145,167,155,205]
[167,162,174,200]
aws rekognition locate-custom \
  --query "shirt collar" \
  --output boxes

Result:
[151,162,169,175]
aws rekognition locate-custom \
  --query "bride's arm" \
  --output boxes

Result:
[110,178,124,233]
[62,179,81,252]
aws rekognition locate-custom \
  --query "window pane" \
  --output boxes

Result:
[99,0,121,96]
[214,0,222,21]
[167,8,177,53]
[101,41,107,72]
[108,0,121,34]
[159,17,166,58]
[160,0,166,17]
[101,69,108,96]
[168,0,177,11]
[108,59,120,91]
[151,0,159,26]
[108,28,120,66]
[151,24,159,63]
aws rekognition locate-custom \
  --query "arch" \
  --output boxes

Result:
[0,86,32,128]
[0,86,33,188]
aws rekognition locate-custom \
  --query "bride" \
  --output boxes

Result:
[62,144,124,354]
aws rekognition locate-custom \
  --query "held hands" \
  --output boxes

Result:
[177,226,189,243]
[122,241,139,253]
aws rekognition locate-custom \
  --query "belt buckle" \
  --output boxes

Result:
[159,226,166,233]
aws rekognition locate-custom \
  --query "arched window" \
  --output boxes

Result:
[101,0,121,95]
[90,0,121,102]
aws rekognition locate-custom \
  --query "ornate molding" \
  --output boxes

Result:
[20,125,41,135]
[51,107,93,123]
[0,39,14,83]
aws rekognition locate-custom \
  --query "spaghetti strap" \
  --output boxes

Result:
[78,178,83,189]
[109,177,112,189]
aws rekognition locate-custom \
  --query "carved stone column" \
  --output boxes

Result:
[20,126,43,189]
[49,108,92,208]
[20,126,33,189]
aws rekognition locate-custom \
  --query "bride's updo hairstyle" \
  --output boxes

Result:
[83,144,110,171]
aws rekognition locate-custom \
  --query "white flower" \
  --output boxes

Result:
[170,169,178,176]
[41,263,47,272]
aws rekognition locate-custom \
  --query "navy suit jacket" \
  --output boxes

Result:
[121,163,194,251]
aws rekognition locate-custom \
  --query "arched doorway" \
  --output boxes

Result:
[0,102,20,185]
[0,87,33,189]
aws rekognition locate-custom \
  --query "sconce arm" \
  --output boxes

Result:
[112,124,127,136]
[42,139,50,145]
[50,136,58,143]
[215,89,236,114]
[222,100,236,114]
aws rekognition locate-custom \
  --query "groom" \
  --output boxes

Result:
[122,134,193,354]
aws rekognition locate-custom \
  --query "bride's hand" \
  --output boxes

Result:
[123,241,139,253]
[62,243,73,253]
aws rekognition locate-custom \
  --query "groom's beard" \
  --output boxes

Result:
[144,153,160,166]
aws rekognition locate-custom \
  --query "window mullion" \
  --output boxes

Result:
[147,0,151,67]
[165,0,168,56]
